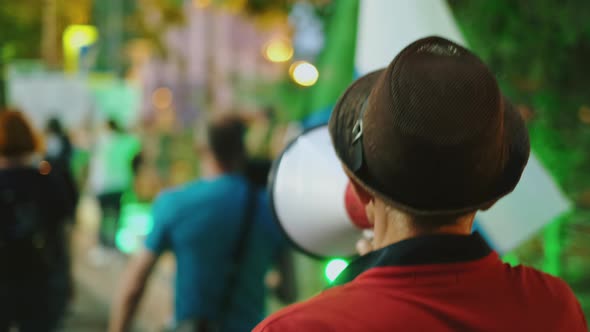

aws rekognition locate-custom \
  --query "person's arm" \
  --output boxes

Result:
[273,248,298,303]
[110,191,172,332]
[109,249,158,332]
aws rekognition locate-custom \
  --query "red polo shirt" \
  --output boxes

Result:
[254,233,587,332]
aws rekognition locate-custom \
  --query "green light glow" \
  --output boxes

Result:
[324,258,349,283]
[115,202,153,254]
[502,252,520,266]
[115,228,138,254]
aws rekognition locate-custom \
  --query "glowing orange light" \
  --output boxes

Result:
[152,87,173,110]
[579,106,590,124]
[39,161,52,175]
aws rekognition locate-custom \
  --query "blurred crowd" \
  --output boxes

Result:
[0,107,296,331]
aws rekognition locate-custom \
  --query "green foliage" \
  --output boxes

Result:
[450,3,590,319]
[0,0,43,61]
[448,0,590,203]
[242,0,291,15]
[0,0,94,63]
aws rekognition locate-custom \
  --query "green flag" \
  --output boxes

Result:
[308,0,359,114]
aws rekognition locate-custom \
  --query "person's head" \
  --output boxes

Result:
[106,118,122,133]
[0,109,41,159]
[46,117,64,136]
[131,151,144,175]
[198,114,246,175]
[263,106,276,123]
[330,36,530,243]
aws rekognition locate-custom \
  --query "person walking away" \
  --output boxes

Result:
[0,110,76,331]
[44,116,79,210]
[88,119,140,260]
[109,115,290,332]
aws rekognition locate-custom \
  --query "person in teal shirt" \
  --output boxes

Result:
[109,115,288,332]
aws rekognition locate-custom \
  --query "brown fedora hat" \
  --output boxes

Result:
[329,36,530,216]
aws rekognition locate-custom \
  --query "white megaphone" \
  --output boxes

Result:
[270,124,570,259]
[270,125,370,259]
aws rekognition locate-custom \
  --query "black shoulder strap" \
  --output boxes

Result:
[217,181,257,318]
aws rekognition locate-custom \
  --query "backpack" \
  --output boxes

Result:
[0,180,53,282]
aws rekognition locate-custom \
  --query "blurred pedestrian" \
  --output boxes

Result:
[109,114,292,332]
[45,117,73,173]
[0,109,76,331]
[88,119,140,260]
[45,116,79,211]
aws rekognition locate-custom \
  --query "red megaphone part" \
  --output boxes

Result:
[344,182,372,229]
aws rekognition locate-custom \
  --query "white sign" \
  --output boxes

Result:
[7,70,93,129]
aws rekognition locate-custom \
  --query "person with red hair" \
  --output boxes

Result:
[0,109,76,331]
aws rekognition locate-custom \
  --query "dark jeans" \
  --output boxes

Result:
[98,191,123,248]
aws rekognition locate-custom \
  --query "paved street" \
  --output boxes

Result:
[60,197,174,332]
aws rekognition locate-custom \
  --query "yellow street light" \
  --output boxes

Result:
[263,38,294,63]
[63,25,98,73]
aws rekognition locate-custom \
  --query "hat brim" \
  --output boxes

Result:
[329,69,530,216]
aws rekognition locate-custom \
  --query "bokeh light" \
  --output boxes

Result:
[115,202,153,254]
[263,38,294,63]
[324,258,349,283]
[63,25,98,49]
[39,161,52,175]
[193,0,211,9]
[289,61,319,87]
[579,106,590,124]
[62,25,98,73]
[152,87,173,110]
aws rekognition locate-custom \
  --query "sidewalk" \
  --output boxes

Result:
[62,197,174,332]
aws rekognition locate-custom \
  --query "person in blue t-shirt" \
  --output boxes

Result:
[109,115,290,332]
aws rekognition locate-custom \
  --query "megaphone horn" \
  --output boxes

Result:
[269,125,370,259]
[270,125,571,260]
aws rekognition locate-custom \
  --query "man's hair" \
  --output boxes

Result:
[0,109,39,157]
[46,117,64,135]
[409,212,472,228]
[107,118,122,133]
[206,114,246,171]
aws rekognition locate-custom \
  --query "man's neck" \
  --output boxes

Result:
[200,158,231,179]
[371,201,475,250]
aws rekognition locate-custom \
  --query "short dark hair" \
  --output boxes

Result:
[410,212,472,228]
[47,117,64,135]
[107,118,122,132]
[0,109,39,157]
[206,114,246,171]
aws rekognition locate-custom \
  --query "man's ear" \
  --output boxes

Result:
[349,179,373,206]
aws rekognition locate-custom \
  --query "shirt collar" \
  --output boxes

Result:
[333,232,492,286]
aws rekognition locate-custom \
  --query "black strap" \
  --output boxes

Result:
[217,181,257,321]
